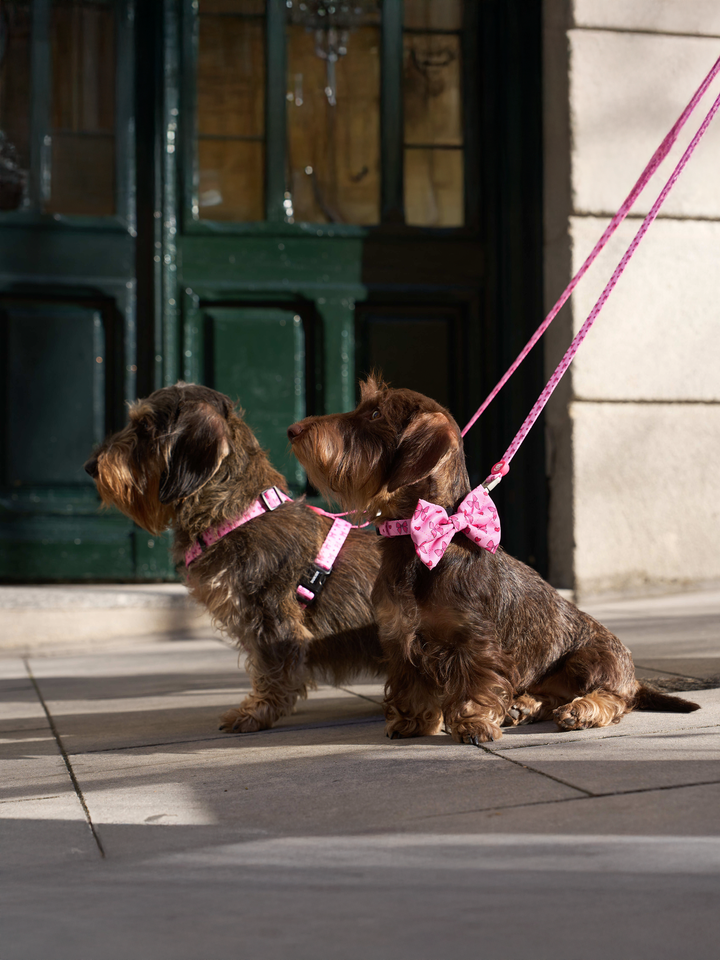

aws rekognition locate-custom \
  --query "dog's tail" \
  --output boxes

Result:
[633,682,700,713]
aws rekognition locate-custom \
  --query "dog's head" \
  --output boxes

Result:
[85,383,238,534]
[288,374,465,516]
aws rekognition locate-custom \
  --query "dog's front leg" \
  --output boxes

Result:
[220,636,309,733]
[383,659,444,740]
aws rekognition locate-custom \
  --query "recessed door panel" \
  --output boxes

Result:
[204,306,306,489]
[3,303,105,486]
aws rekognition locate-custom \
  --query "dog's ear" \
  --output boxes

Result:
[159,402,231,504]
[386,411,457,492]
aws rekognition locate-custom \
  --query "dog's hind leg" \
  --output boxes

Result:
[553,690,630,730]
[528,639,636,731]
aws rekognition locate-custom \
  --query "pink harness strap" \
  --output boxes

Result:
[296,518,352,605]
[184,487,351,607]
[184,486,291,566]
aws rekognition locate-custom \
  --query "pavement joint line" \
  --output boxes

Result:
[474,742,596,797]
[0,795,64,805]
[337,685,384,705]
[23,659,106,859]
[66,714,388,756]
[399,776,720,824]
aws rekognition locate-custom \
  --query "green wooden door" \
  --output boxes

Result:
[0,0,173,580]
[0,0,546,581]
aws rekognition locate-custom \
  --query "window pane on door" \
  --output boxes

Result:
[196,0,265,220]
[286,1,380,225]
[0,0,31,211]
[47,0,116,216]
[403,0,464,226]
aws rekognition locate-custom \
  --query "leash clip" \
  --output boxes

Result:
[483,460,509,492]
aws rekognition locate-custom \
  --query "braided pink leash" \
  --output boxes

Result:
[472,56,720,492]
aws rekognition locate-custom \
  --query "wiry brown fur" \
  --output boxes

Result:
[288,376,699,745]
[86,383,383,733]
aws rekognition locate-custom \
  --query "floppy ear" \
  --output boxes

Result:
[159,403,231,504]
[386,412,457,493]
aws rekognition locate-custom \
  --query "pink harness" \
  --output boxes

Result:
[185,486,351,606]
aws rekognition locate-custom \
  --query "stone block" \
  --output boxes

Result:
[568,29,720,218]
[570,401,720,596]
[566,216,720,402]
[572,0,720,34]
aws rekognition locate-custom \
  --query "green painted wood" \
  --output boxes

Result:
[3,304,105,485]
[180,235,365,289]
[203,306,306,489]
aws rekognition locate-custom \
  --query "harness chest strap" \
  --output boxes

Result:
[184,487,351,606]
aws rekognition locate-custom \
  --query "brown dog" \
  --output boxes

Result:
[288,376,699,745]
[85,382,383,733]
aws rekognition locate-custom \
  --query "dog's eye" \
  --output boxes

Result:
[370,409,382,420]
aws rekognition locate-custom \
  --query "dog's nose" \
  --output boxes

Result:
[287,423,304,441]
[84,456,99,478]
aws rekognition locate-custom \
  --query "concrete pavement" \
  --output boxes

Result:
[1,584,719,960]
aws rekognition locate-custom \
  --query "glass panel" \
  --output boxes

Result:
[47,0,116,216]
[286,1,380,225]
[0,1,32,211]
[404,147,463,227]
[404,34,462,147]
[196,0,265,221]
[404,0,462,30]
[403,0,463,226]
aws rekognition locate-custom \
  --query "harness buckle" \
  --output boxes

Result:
[261,486,285,512]
[297,564,330,604]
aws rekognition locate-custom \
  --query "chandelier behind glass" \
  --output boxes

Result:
[286,1,380,106]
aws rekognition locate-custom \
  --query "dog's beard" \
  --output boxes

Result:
[94,447,174,535]
[294,424,386,517]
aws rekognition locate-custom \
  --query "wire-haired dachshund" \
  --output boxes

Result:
[288,375,698,745]
[86,382,383,733]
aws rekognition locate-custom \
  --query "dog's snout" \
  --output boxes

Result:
[287,422,304,441]
[84,456,99,479]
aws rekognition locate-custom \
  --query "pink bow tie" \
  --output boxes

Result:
[378,488,500,570]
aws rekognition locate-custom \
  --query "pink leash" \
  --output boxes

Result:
[464,54,720,492]
[380,56,720,565]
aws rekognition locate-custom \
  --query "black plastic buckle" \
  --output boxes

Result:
[260,486,285,512]
[297,564,330,603]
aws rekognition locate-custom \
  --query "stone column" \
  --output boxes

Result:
[543,0,720,598]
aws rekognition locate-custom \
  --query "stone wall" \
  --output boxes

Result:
[543,0,720,598]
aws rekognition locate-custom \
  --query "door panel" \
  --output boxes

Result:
[356,303,462,411]
[4,303,105,485]
[204,306,306,489]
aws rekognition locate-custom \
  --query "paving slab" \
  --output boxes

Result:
[1,585,719,960]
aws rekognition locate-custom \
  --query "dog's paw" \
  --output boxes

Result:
[219,708,268,734]
[384,705,443,740]
[451,719,502,745]
[502,693,546,727]
[553,701,593,731]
